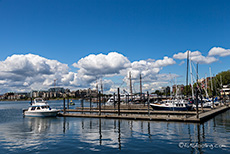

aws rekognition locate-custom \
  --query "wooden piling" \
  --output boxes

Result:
[118,88,120,116]
[113,93,116,110]
[90,94,92,113]
[67,96,69,110]
[147,91,150,116]
[81,95,84,111]
[63,98,66,114]
[99,91,101,116]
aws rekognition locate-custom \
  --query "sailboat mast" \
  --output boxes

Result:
[140,73,142,101]
[209,67,213,92]
[205,73,209,98]
[186,51,189,98]
[189,56,194,99]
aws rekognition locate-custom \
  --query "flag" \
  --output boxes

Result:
[201,82,205,89]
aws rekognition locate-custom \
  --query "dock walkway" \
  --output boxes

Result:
[58,104,230,123]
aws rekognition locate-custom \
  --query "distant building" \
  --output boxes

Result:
[48,87,65,93]
[172,84,184,95]
[0,92,29,100]
[220,85,230,96]
[160,86,171,96]
[0,87,100,100]
[74,88,98,98]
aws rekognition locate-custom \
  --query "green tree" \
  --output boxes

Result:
[183,85,192,96]
[153,90,163,96]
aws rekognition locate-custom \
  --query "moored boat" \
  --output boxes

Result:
[150,99,193,111]
[23,98,59,117]
[69,100,75,105]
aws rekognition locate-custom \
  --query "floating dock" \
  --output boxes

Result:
[58,103,230,123]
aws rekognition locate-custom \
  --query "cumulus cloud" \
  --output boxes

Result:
[173,50,218,64]
[73,52,131,76]
[126,57,176,80]
[0,54,73,92]
[90,79,114,92]
[71,52,131,87]
[120,57,176,94]
[208,47,230,57]
[0,52,178,93]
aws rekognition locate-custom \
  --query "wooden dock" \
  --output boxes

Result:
[58,104,230,123]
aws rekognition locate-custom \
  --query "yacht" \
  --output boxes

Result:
[192,97,220,108]
[150,99,193,111]
[23,98,59,117]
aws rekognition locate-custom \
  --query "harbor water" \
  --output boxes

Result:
[0,100,230,154]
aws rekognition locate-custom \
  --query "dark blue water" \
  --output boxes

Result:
[0,100,230,154]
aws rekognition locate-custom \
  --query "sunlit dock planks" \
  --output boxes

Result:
[57,104,230,123]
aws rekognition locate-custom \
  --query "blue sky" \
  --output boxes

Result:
[0,0,230,93]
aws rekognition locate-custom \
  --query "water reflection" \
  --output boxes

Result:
[61,117,227,153]
[0,116,62,152]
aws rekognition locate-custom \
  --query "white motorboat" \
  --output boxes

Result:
[192,97,221,108]
[23,98,59,117]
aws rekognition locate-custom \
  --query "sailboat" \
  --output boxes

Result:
[150,99,193,111]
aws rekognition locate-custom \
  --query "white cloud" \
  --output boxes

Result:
[179,61,185,66]
[90,79,114,92]
[191,55,218,64]
[71,52,131,88]
[0,54,74,92]
[120,57,176,93]
[126,56,175,80]
[152,56,176,67]
[208,47,230,57]
[173,50,218,64]
[73,52,131,76]
[0,52,177,93]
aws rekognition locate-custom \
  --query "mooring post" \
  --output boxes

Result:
[224,93,226,106]
[97,90,99,108]
[90,94,92,113]
[81,94,84,114]
[67,96,69,110]
[200,94,203,112]
[63,97,66,114]
[113,93,116,110]
[103,94,105,110]
[99,91,101,116]
[143,90,145,107]
[147,91,150,116]
[196,87,199,119]
[82,95,84,109]
[118,88,120,116]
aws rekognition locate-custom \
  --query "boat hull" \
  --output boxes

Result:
[150,104,192,111]
[24,110,59,117]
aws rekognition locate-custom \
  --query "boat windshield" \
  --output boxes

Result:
[35,98,44,103]
[41,106,50,109]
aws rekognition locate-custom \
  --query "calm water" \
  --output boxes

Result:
[0,100,230,154]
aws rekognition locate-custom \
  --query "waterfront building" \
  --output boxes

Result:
[221,85,230,96]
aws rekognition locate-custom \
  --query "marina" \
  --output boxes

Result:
[0,100,230,154]
[1,0,230,153]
